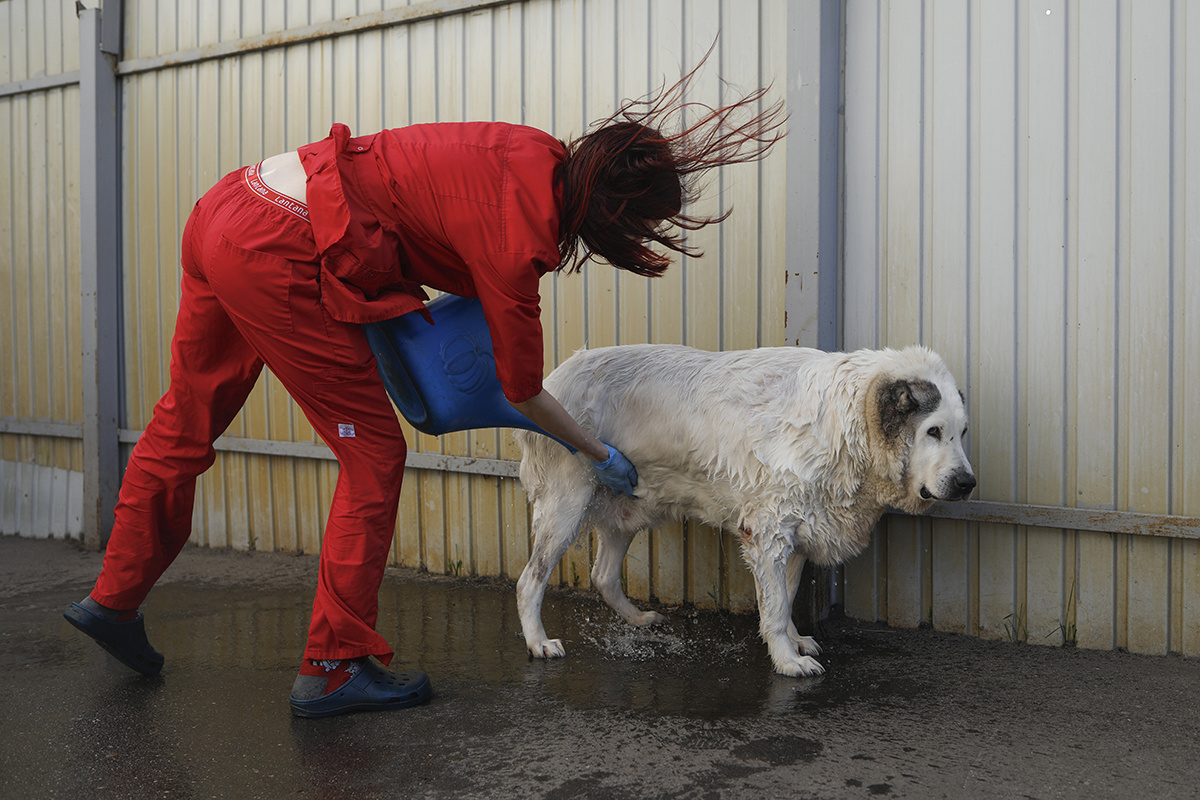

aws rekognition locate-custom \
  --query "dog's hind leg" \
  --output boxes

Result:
[741,538,825,678]
[517,487,592,659]
[591,522,666,627]
[785,552,821,656]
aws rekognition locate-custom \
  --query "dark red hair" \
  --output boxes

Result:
[558,54,787,277]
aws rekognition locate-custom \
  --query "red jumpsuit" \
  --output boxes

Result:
[92,122,566,664]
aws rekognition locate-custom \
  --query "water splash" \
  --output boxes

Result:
[576,612,750,663]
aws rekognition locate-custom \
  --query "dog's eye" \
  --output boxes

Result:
[962,427,969,438]
[927,426,942,441]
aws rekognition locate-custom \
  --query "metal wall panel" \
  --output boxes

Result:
[841,0,1200,655]
[116,0,788,613]
[0,0,83,538]
[0,0,81,83]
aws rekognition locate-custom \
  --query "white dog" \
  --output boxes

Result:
[515,344,975,677]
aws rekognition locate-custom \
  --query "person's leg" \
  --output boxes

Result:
[68,177,265,675]
[73,167,424,710]
[201,230,407,666]
[195,219,423,712]
[222,252,431,713]
[90,268,263,610]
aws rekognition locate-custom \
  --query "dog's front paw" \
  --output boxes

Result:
[774,655,826,678]
[791,634,822,656]
[528,639,566,659]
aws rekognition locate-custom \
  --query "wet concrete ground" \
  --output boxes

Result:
[2,534,1199,799]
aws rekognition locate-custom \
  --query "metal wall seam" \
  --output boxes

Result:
[0,72,81,99]
[113,428,520,479]
[915,503,1200,543]
[0,420,83,439]
[101,416,1200,540]
[115,0,519,77]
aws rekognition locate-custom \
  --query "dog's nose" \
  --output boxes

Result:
[955,471,977,496]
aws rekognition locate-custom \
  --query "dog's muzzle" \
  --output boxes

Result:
[923,469,977,502]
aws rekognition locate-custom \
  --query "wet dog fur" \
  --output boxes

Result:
[515,344,975,677]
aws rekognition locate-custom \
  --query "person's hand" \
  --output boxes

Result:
[592,444,638,497]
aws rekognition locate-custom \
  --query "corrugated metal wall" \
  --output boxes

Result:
[841,0,1200,656]
[111,0,788,612]
[8,0,1194,652]
[0,0,84,538]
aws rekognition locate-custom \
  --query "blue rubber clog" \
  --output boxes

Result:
[289,659,432,718]
[63,601,164,677]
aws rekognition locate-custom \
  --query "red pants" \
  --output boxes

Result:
[92,167,406,664]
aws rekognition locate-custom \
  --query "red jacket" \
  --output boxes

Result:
[299,122,566,403]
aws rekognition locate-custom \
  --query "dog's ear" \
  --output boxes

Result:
[877,379,941,440]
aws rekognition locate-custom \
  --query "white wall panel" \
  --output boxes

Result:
[842,0,1200,656]
[0,0,80,83]
[0,460,83,538]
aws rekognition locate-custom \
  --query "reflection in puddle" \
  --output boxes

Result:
[130,569,902,722]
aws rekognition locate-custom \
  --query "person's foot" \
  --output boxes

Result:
[291,658,363,700]
[63,598,164,676]
[289,658,432,718]
[77,595,139,622]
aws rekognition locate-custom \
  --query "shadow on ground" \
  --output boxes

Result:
[2,535,1198,799]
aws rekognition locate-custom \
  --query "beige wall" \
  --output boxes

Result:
[112,0,789,612]
[0,0,84,534]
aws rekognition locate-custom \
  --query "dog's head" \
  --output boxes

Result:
[870,353,976,513]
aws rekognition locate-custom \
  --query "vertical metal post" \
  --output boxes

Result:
[79,4,122,548]
[786,0,845,617]
[785,0,842,352]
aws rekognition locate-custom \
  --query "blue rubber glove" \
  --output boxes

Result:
[592,444,638,497]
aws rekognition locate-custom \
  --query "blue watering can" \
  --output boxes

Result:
[363,294,574,451]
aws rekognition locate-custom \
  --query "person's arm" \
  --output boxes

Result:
[512,390,639,496]
[510,390,608,461]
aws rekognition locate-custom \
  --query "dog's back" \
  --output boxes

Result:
[518,344,833,515]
